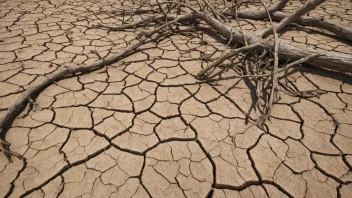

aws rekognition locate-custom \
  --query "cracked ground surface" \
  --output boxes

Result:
[0,0,352,197]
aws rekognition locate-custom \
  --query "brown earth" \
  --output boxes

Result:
[0,0,352,197]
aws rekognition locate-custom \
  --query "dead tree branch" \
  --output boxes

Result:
[228,0,352,42]
[272,11,352,42]
[196,12,352,73]
[261,0,326,38]
[235,0,290,20]
[0,12,194,161]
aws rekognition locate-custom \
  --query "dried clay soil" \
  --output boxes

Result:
[0,0,352,197]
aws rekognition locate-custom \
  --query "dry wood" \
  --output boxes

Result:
[260,0,279,121]
[261,0,326,38]
[0,13,194,161]
[197,42,263,77]
[230,0,352,42]
[202,54,319,82]
[279,54,319,73]
[2,0,352,162]
[196,12,352,73]
[235,0,289,20]
[272,11,352,42]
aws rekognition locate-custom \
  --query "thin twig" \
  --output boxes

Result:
[197,42,263,77]
[93,14,169,30]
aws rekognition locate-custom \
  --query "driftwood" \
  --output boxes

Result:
[197,0,329,77]
[228,0,352,42]
[197,12,352,73]
[272,11,352,42]
[1,0,352,161]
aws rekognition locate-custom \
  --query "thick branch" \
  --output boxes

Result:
[272,11,352,42]
[236,0,289,20]
[196,12,352,73]
[230,0,352,42]
[261,0,326,38]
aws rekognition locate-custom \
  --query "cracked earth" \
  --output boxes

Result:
[0,0,352,197]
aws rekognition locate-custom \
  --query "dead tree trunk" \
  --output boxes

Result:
[197,12,352,73]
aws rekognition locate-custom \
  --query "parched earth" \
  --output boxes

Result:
[0,0,352,197]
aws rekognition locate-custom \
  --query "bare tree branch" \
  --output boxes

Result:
[261,0,326,38]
